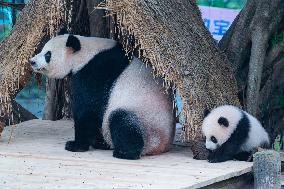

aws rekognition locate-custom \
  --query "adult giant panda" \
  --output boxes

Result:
[29,33,175,160]
[202,105,270,163]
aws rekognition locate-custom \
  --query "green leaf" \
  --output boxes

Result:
[272,135,282,152]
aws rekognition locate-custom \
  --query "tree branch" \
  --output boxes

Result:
[246,28,268,115]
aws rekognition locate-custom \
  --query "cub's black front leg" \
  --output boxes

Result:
[207,142,240,163]
[208,150,234,163]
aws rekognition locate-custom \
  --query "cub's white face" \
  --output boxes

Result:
[30,35,72,79]
[202,105,242,151]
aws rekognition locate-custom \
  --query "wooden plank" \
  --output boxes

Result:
[0,120,252,189]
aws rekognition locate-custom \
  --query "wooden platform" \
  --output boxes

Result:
[0,120,252,189]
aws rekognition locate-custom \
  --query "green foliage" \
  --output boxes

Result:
[197,0,246,9]
[278,96,284,108]
[271,32,284,45]
[272,135,282,151]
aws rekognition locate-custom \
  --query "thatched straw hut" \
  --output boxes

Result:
[102,0,240,158]
[0,0,66,125]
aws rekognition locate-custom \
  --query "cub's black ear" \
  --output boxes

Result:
[66,35,81,53]
[57,27,68,35]
[218,117,229,127]
[203,108,210,118]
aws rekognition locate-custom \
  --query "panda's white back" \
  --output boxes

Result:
[102,57,175,155]
[240,112,270,152]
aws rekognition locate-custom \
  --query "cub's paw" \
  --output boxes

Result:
[208,152,221,163]
[208,153,231,163]
[208,157,222,163]
[113,150,140,160]
[65,140,89,152]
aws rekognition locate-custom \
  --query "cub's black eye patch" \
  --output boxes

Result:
[218,117,229,127]
[45,51,51,63]
[211,136,217,143]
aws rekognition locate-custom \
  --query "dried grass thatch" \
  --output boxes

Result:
[102,0,240,155]
[0,0,68,125]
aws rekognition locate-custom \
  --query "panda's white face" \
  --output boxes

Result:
[30,35,72,79]
[202,105,242,151]
[30,34,117,79]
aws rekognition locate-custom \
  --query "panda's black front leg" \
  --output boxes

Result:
[65,113,109,152]
[65,121,90,152]
[208,142,239,163]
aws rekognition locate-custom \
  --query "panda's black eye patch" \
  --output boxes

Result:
[218,117,229,127]
[45,51,51,63]
[211,136,217,143]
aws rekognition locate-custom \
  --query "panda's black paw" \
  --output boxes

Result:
[65,140,89,152]
[113,150,141,160]
[208,157,223,163]
[208,153,225,163]
[208,153,232,163]
[90,140,110,150]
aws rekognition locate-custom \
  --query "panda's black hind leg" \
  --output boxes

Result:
[109,109,144,160]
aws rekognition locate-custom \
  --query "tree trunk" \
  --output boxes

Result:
[104,0,240,159]
[219,0,284,140]
[43,78,72,120]
[11,100,37,123]
[86,0,110,38]
[0,0,68,125]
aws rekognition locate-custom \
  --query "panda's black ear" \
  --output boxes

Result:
[218,117,229,127]
[57,27,68,35]
[66,35,81,53]
[203,108,210,118]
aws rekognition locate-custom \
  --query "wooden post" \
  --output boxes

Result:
[253,150,281,189]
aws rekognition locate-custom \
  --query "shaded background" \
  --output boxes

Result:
[0,0,247,119]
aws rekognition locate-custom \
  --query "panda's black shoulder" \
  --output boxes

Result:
[227,111,250,146]
[71,42,129,119]
[72,42,129,83]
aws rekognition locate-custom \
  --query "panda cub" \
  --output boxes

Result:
[202,105,270,163]
[29,33,175,160]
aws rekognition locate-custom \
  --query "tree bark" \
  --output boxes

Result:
[86,0,110,38]
[104,0,240,159]
[219,0,284,114]
[11,100,37,123]
[246,28,268,115]
[43,78,71,120]
[219,0,284,140]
